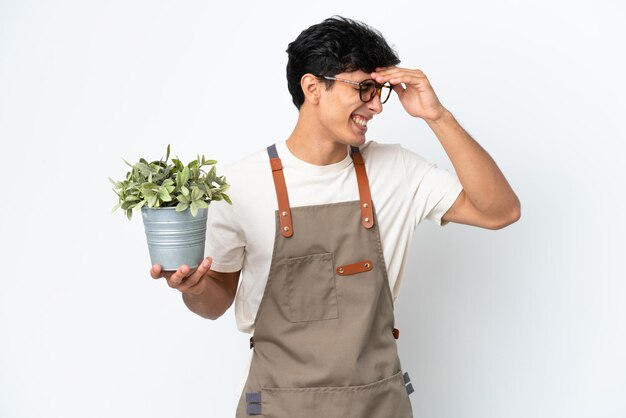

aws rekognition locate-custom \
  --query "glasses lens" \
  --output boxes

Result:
[360,80,392,104]
[359,80,378,102]
[380,83,392,104]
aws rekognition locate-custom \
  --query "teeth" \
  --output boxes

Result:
[351,115,367,126]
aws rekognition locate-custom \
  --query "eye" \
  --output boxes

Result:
[360,82,377,92]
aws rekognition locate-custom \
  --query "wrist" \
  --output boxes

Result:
[425,107,453,127]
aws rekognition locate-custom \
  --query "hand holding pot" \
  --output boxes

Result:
[150,257,213,295]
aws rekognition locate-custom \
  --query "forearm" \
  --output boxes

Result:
[182,272,234,320]
[426,109,520,219]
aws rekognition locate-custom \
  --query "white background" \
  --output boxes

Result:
[1,1,624,417]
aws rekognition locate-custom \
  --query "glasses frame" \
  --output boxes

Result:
[318,75,393,104]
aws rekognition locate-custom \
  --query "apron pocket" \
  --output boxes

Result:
[286,252,338,322]
[260,371,412,418]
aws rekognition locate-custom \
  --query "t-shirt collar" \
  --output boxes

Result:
[277,140,353,175]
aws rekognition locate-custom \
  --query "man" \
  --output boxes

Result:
[150,15,520,417]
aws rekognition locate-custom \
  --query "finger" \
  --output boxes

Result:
[374,65,401,73]
[167,264,191,288]
[389,75,419,86]
[372,71,407,84]
[151,264,174,280]
[377,71,425,84]
[372,67,414,78]
[385,73,429,88]
[376,67,423,75]
[178,257,212,293]
[182,278,205,295]
[177,273,202,293]
[373,69,426,84]
[150,264,160,279]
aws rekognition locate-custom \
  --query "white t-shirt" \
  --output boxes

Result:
[205,139,463,334]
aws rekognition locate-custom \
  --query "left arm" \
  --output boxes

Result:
[426,110,521,229]
[372,67,521,230]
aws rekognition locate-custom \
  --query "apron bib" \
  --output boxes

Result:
[235,144,414,417]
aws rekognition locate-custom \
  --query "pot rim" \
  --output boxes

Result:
[141,206,208,210]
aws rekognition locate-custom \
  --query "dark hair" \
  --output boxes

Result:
[286,15,401,110]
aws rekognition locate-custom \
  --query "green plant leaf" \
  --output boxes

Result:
[141,182,157,192]
[194,199,208,209]
[147,193,157,207]
[108,177,121,187]
[191,187,202,201]
[136,162,151,176]
[190,200,198,217]
[181,166,190,185]
[159,187,172,202]
[223,194,232,205]
[176,202,188,212]
[112,145,230,218]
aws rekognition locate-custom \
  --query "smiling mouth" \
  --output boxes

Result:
[351,114,369,130]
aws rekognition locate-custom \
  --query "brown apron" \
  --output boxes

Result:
[235,144,414,417]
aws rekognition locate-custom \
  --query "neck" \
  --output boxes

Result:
[285,113,351,166]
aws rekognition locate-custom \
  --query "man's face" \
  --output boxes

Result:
[316,70,384,147]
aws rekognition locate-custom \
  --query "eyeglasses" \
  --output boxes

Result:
[318,75,393,104]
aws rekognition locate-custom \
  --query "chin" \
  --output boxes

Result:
[352,136,367,146]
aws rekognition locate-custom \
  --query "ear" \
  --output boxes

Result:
[300,73,322,105]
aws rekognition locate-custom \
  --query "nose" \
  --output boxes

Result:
[367,93,383,114]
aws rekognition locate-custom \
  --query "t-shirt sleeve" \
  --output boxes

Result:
[204,166,246,272]
[400,145,463,227]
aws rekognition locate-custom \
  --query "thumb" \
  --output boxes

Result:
[198,256,212,273]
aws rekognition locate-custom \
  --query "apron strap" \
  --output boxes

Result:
[350,146,374,229]
[266,144,375,237]
[267,144,294,238]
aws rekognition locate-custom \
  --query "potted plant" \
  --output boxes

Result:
[109,144,231,271]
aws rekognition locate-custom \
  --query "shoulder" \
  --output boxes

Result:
[361,140,430,171]
[223,146,268,173]
[360,140,403,168]
[360,139,401,157]
[217,146,274,207]
[219,146,272,188]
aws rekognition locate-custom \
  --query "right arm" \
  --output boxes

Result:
[181,268,241,320]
